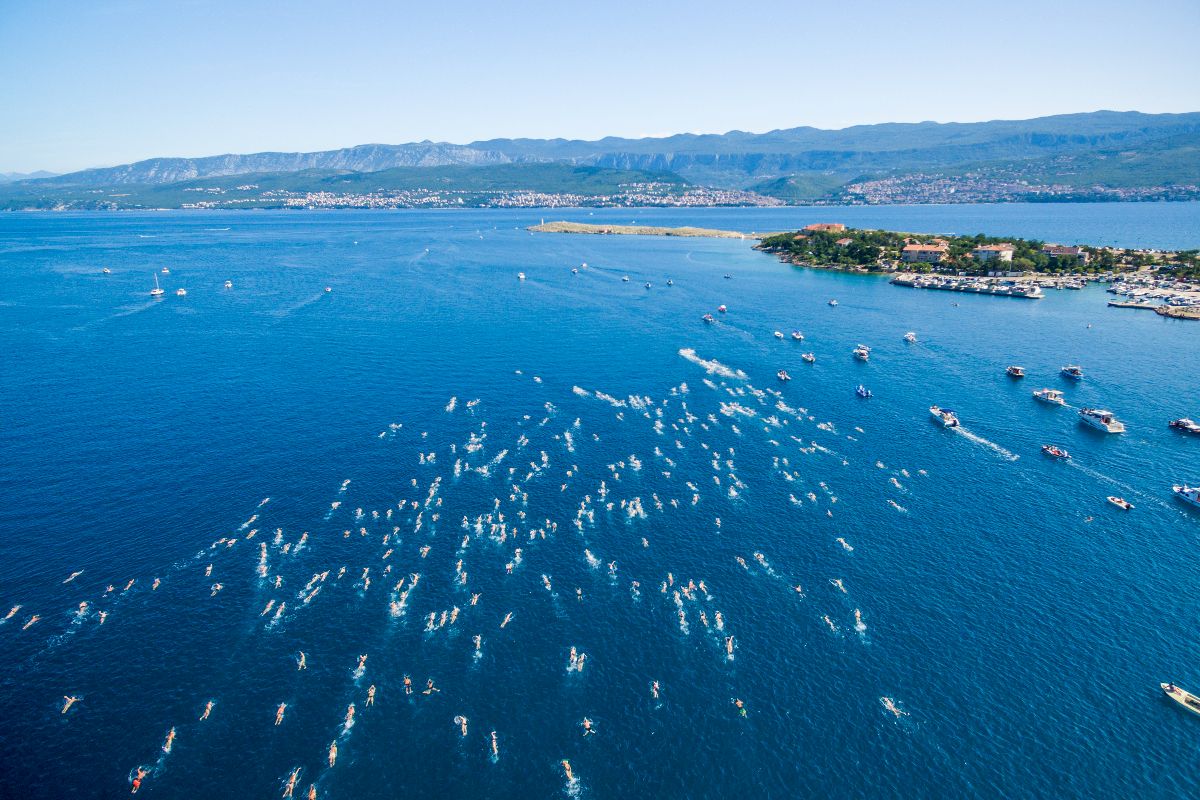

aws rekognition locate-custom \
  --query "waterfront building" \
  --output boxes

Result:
[901,242,949,264]
[973,243,1015,262]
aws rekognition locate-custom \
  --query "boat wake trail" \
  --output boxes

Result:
[678,348,748,380]
[953,428,1019,461]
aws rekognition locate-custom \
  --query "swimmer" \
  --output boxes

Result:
[366,685,376,706]
[880,696,907,718]
[210,583,223,596]
[500,612,512,628]
[576,587,583,601]
[297,652,307,670]
[345,703,356,726]
[473,634,482,651]
[454,715,468,736]
[831,578,846,593]
[404,675,413,695]
[356,654,368,671]
[422,678,440,695]
[124,579,135,591]
[98,611,108,624]
[793,584,804,594]
[307,786,316,800]
[163,727,175,753]
[328,740,338,768]
[204,564,212,577]
[152,577,161,590]
[275,703,287,725]
[62,695,80,714]
[282,768,300,798]
[63,570,84,584]
[131,766,148,793]
[470,593,481,606]
[562,760,574,782]
[490,730,499,758]
[734,698,747,717]
[3,605,19,622]
[651,681,660,700]
[725,635,735,656]
[581,717,595,736]
[200,700,214,721]
[22,615,39,630]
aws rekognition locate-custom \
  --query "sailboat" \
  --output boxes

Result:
[150,273,165,297]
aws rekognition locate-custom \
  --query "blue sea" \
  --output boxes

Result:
[1,204,1198,799]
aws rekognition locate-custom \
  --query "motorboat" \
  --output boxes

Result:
[102,267,111,274]
[702,314,715,324]
[717,305,727,313]
[801,353,815,364]
[773,330,784,339]
[1033,388,1066,406]
[518,272,526,281]
[571,268,578,275]
[150,273,165,298]
[161,267,170,274]
[777,370,791,382]
[1173,485,1200,510]
[852,345,870,362]
[855,385,872,398]
[645,282,652,289]
[828,299,838,307]
[622,275,630,282]
[791,330,804,341]
[667,279,673,286]
[324,286,332,293]
[1006,366,1025,378]
[1041,445,1069,459]
[929,406,959,427]
[723,274,733,280]
[1169,418,1200,434]
[904,332,917,343]
[175,288,187,297]
[1161,683,1200,716]
[1107,496,1134,510]
[1061,365,1084,380]
[1079,408,1126,433]
[224,280,233,289]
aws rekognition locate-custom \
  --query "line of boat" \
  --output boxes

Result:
[891,274,1045,299]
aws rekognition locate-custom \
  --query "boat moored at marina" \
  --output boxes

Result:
[1079,408,1126,434]
[929,406,959,427]
[1033,388,1066,406]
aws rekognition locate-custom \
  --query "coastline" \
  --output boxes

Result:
[528,221,761,239]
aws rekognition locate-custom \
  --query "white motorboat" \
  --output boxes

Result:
[1169,418,1200,434]
[904,332,917,343]
[1061,365,1084,380]
[518,272,526,281]
[801,353,815,363]
[1079,408,1126,433]
[852,345,870,362]
[175,288,187,297]
[224,280,233,289]
[773,330,784,339]
[1033,388,1066,406]
[1162,683,1200,716]
[791,330,804,341]
[1107,496,1134,510]
[1173,485,1200,510]
[929,405,959,427]
[1006,366,1025,378]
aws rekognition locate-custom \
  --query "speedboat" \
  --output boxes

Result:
[1061,365,1084,380]
[852,345,870,362]
[161,267,170,274]
[518,272,526,281]
[777,370,791,382]
[667,279,673,286]
[1107,496,1134,510]
[1079,408,1126,433]
[1033,388,1066,406]
[1041,445,1069,459]
[622,276,630,282]
[1169,418,1200,434]
[717,305,727,313]
[175,288,187,297]
[1162,682,1200,716]
[773,330,784,339]
[150,274,165,297]
[102,267,111,274]
[571,268,578,275]
[791,330,804,341]
[828,299,838,307]
[224,280,233,289]
[324,286,332,293]
[1006,366,1025,378]
[855,385,872,398]
[1173,485,1200,510]
[904,332,917,343]
[929,406,959,427]
[645,282,652,289]
[702,314,715,324]
[801,352,815,363]
[723,274,733,280]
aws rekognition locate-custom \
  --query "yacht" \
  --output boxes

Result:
[1169,418,1200,434]
[828,299,838,307]
[1162,682,1200,716]
[150,274,165,298]
[904,331,917,343]
[518,272,526,281]
[773,330,784,339]
[855,385,872,398]
[1107,496,1134,510]
[702,313,715,324]
[224,280,233,289]
[717,305,727,313]
[1079,408,1125,433]
[1173,485,1200,510]
[852,345,870,362]
[1006,366,1025,378]
[801,352,815,364]
[175,288,187,297]
[791,330,804,341]
[929,406,959,427]
[1061,365,1084,380]
[102,267,111,274]
[1041,445,1069,459]
[1033,388,1066,406]
[777,370,791,382]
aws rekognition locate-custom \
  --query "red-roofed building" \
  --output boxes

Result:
[1042,244,1089,263]
[901,243,949,264]
[803,223,846,233]
[972,243,1015,263]
[835,237,853,246]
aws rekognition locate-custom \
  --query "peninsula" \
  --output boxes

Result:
[529,221,756,239]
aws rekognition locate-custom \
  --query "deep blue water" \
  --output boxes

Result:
[0,205,1198,800]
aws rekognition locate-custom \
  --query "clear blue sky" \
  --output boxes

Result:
[1,0,1197,173]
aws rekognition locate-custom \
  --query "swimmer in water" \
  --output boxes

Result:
[473,634,482,651]
[163,727,175,753]
[297,652,306,670]
[356,654,368,671]
[62,695,80,714]
[734,698,747,717]
[345,703,356,726]
[404,675,413,695]
[562,760,574,782]
[307,786,316,800]
[22,615,39,630]
[282,768,300,797]
[64,570,84,584]
[581,717,595,736]
[454,715,468,736]
[725,635,735,656]
[831,578,846,593]
[651,681,660,701]
[3,605,19,622]
[152,578,160,590]
[470,593,480,606]
[793,584,804,594]
[490,730,499,758]
[880,696,907,718]
[576,587,583,601]
[200,700,214,721]
[366,685,376,706]
[131,767,148,793]
[500,612,512,628]
[422,678,439,695]
[275,703,287,725]
[328,740,338,768]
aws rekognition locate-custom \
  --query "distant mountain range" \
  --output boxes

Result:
[0,170,57,184]
[5,111,1200,209]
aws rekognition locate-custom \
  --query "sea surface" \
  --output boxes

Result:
[1,204,1198,799]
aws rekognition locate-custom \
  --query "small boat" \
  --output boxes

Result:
[1169,418,1200,434]
[102,267,111,274]
[150,274,165,298]
[666,279,674,286]
[828,299,838,307]
[1041,445,1069,459]
[702,313,715,324]
[777,370,791,382]
[324,286,332,293]
[1161,682,1200,716]
[717,305,727,314]
[855,385,872,398]
[571,268,578,275]
[1107,496,1134,510]
[791,330,803,341]
[517,272,526,281]
[852,345,870,362]
[929,405,959,427]
[1006,366,1025,378]
[1033,388,1066,406]
[903,331,917,343]
[580,262,587,269]
[773,331,784,340]
[161,267,170,274]
[723,274,733,280]
[622,276,630,282]
[1079,408,1126,434]
[645,282,652,289]
[1173,485,1200,510]
[224,280,233,289]
[175,288,187,297]
[801,353,815,364]
[1061,365,1084,380]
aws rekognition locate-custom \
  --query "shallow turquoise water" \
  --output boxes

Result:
[0,206,1198,799]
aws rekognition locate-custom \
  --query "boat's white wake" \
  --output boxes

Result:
[678,348,748,380]
[953,428,1020,461]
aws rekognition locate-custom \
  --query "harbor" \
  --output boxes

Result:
[889,273,1045,298]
